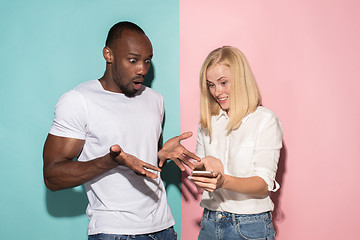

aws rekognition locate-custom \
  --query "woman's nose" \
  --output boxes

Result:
[214,86,222,96]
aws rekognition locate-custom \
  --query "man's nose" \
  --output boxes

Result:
[136,63,148,75]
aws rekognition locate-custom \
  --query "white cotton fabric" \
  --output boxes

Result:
[49,80,174,235]
[196,106,283,214]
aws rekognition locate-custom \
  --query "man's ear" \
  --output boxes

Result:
[103,46,113,64]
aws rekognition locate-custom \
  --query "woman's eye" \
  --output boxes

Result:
[129,59,136,63]
[207,83,215,88]
[145,59,151,63]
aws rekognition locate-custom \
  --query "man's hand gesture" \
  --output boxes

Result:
[110,145,161,179]
[158,132,200,171]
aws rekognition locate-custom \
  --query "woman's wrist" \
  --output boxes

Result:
[219,173,228,189]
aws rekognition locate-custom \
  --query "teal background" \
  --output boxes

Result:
[0,0,181,239]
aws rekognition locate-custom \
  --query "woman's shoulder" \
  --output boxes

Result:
[248,106,282,129]
[255,106,280,119]
[254,106,283,132]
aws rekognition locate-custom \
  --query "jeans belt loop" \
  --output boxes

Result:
[204,208,211,219]
[231,212,237,224]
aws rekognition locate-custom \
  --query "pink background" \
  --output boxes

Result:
[180,0,360,239]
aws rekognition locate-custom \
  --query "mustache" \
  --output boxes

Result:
[132,75,144,81]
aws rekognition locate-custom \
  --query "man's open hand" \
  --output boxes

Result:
[110,145,161,179]
[158,132,200,171]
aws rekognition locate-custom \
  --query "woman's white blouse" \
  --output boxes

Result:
[196,106,283,214]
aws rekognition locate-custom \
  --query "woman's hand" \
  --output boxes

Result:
[190,156,226,192]
[201,156,224,173]
[190,156,268,196]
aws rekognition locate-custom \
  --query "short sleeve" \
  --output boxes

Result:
[252,113,283,192]
[49,90,87,140]
[159,95,165,125]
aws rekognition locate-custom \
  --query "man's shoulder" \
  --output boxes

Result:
[56,80,98,105]
[73,80,99,92]
[142,86,163,101]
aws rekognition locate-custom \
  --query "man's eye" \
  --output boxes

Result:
[221,81,227,85]
[129,59,136,63]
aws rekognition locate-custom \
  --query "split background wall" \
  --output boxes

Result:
[1,0,359,239]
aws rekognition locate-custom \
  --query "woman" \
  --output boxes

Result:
[190,46,283,240]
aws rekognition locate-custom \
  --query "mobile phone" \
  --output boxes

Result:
[191,170,214,177]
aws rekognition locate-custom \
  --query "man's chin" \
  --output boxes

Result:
[124,91,137,98]
[123,88,142,98]
[121,85,145,98]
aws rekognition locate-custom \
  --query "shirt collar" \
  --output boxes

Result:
[242,106,260,123]
[241,113,251,123]
[215,106,259,122]
[216,109,229,120]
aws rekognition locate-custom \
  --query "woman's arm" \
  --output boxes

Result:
[189,156,268,197]
[221,175,268,196]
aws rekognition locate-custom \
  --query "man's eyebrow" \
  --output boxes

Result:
[128,53,153,59]
[128,53,141,57]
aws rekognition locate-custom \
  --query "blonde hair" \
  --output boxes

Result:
[199,46,262,137]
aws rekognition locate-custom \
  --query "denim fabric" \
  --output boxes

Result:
[88,226,177,240]
[198,209,275,240]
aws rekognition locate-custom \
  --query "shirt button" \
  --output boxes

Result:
[217,214,222,219]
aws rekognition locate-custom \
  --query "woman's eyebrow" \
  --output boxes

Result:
[207,76,227,82]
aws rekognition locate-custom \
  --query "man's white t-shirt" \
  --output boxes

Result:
[49,80,174,235]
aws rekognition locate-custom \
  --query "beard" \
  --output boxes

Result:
[115,77,142,98]
[119,84,137,97]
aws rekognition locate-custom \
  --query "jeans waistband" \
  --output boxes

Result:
[203,208,272,222]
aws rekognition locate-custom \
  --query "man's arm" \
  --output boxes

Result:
[43,134,161,191]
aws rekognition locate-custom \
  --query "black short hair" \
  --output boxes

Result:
[105,21,145,47]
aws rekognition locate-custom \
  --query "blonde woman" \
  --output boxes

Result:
[190,46,283,240]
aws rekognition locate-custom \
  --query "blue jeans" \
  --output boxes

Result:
[198,209,275,240]
[88,226,177,240]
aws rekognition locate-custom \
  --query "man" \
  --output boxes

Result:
[43,21,198,240]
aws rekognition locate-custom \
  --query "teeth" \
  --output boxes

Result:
[218,97,227,101]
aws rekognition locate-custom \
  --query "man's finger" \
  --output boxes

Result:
[132,167,146,176]
[143,163,161,172]
[144,170,159,179]
[158,158,166,168]
[132,166,158,179]
[178,131,193,140]
[172,158,186,171]
[183,149,200,161]
[110,145,121,158]
[177,155,195,170]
